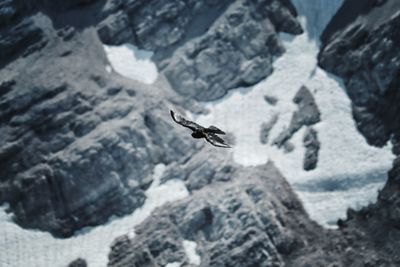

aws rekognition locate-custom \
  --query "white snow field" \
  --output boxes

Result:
[189,0,395,227]
[103,43,158,84]
[0,164,188,267]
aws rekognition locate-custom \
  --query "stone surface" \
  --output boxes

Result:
[260,113,279,144]
[319,1,400,265]
[164,0,303,101]
[319,0,400,147]
[68,258,87,267]
[0,0,198,237]
[303,127,320,171]
[264,95,278,106]
[108,162,321,267]
[273,86,320,148]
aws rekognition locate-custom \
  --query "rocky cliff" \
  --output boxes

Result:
[319,0,400,263]
[0,0,304,238]
[1,0,400,266]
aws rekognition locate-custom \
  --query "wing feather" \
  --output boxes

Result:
[170,110,203,131]
[205,133,231,148]
[205,125,226,134]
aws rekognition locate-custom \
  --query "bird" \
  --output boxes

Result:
[170,110,231,148]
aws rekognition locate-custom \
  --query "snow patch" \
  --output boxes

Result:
[183,240,201,266]
[103,43,158,84]
[0,164,188,267]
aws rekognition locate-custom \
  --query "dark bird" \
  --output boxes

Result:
[170,110,231,148]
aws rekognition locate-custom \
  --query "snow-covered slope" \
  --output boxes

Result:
[189,1,395,227]
[0,165,188,267]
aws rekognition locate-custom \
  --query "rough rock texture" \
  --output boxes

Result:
[164,0,303,101]
[68,258,87,267]
[303,127,320,171]
[108,157,400,267]
[0,1,46,68]
[0,0,199,237]
[95,0,303,101]
[273,86,320,148]
[260,113,279,144]
[319,0,400,265]
[108,161,320,267]
[319,0,400,147]
[264,94,278,106]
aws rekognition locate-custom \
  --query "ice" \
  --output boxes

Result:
[182,240,201,266]
[103,43,158,84]
[189,2,395,227]
[0,164,189,267]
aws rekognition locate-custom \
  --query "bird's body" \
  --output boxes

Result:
[170,110,231,148]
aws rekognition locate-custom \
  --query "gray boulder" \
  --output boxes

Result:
[303,127,320,171]
[273,86,320,148]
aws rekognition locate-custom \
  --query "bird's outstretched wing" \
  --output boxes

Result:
[205,132,231,148]
[205,125,226,135]
[170,110,203,131]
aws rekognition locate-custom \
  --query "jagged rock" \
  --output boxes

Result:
[108,162,317,267]
[303,127,320,171]
[260,113,279,144]
[163,0,303,101]
[319,0,400,147]
[0,9,197,236]
[318,1,400,265]
[264,95,278,105]
[0,16,45,66]
[97,11,134,45]
[273,86,320,148]
[92,0,302,101]
[68,258,87,267]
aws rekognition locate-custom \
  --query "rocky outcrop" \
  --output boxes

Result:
[95,0,303,101]
[264,95,278,106]
[273,86,320,148]
[319,0,400,264]
[260,113,279,144]
[164,0,303,101]
[108,158,400,267]
[68,258,87,267]
[108,161,326,267]
[0,0,198,237]
[0,0,47,67]
[303,127,320,171]
[319,0,400,147]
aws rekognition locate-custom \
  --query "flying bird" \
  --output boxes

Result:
[170,110,231,148]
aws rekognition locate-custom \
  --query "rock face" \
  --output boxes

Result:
[319,0,400,147]
[108,161,326,267]
[164,0,303,100]
[68,258,87,267]
[260,113,279,144]
[272,86,321,169]
[95,0,303,101]
[0,0,305,237]
[319,0,400,264]
[0,0,199,237]
[303,127,320,171]
[0,1,46,68]
[273,86,320,148]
